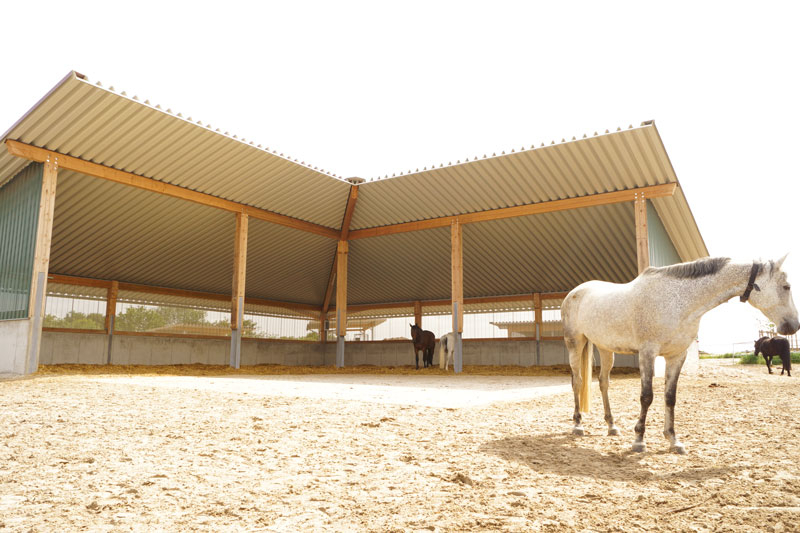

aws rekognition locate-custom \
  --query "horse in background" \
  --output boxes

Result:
[439,332,456,371]
[754,336,792,376]
[562,255,799,455]
[410,324,436,369]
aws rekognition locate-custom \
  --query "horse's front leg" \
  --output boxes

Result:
[632,350,656,452]
[414,347,420,370]
[663,351,688,454]
[763,352,772,374]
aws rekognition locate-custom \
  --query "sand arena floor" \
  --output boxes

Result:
[1,361,798,532]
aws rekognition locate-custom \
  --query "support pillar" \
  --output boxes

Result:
[414,300,422,327]
[335,240,348,368]
[634,193,649,273]
[230,212,248,368]
[451,219,463,373]
[25,157,59,374]
[533,292,542,366]
[105,281,119,364]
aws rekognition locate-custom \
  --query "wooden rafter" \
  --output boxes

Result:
[47,273,320,317]
[347,183,677,240]
[321,185,359,314]
[5,140,340,240]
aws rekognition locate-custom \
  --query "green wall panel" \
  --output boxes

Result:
[647,200,681,268]
[0,163,43,320]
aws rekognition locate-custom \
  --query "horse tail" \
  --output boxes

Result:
[579,341,593,413]
[439,335,447,369]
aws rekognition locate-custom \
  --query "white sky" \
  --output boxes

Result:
[2,1,798,353]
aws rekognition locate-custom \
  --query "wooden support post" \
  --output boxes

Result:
[320,312,327,343]
[414,301,422,327]
[634,193,649,274]
[533,292,542,365]
[105,281,119,364]
[335,240,348,367]
[230,212,248,368]
[26,157,58,374]
[451,218,464,373]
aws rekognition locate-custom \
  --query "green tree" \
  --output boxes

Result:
[44,310,104,330]
[115,306,168,332]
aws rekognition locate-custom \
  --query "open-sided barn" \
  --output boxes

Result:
[0,71,708,375]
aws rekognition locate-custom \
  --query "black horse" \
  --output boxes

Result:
[754,336,792,376]
[410,324,436,369]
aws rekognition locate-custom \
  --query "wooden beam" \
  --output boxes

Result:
[451,219,463,333]
[25,158,59,373]
[339,186,359,241]
[28,158,58,316]
[348,183,677,240]
[414,301,422,327]
[533,292,542,333]
[105,281,119,333]
[335,240,348,336]
[47,273,319,317]
[345,291,569,313]
[635,193,649,273]
[322,185,359,314]
[6,140,339,240]
[231,213,248,330]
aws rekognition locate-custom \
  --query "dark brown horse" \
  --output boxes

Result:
[410,324,435,369]
[754,336,792,376]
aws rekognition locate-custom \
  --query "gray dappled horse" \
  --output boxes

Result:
[562,256,799,454]
[438,332,457,371]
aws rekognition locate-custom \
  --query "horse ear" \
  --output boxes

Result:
[775,253,789,270]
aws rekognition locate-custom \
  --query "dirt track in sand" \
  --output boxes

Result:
[1,362,798,532]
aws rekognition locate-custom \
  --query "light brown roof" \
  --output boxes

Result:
[2,71,709,309]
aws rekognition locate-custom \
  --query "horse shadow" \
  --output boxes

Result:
[480,432,734,482]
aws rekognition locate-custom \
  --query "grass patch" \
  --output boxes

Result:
[699,353,743,359]
[739,352,800,365]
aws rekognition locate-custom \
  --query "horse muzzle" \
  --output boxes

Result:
[778,319,800,335]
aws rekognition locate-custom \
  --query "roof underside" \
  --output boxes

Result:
[1,71,709,308]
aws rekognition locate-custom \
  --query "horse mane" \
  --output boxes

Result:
[642,257,732,279]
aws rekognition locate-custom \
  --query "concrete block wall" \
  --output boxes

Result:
[40,330,106,365]
[0,319,31,374]
[242,339,325,366]
[36,331,641,369]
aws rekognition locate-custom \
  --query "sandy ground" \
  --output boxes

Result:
[1,362,799,532]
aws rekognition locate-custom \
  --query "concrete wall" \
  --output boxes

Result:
[37,331,641,368]
[0,319,31,375]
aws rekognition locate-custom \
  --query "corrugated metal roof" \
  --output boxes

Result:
[49,171,237,295]
[351,123,707,263]
[0,72,709,310]
[0,71,352,228]
[343,203,637,306]
[246,218,337,305]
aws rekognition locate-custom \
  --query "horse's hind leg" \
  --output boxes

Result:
[597,349,619,436]
[566,335,587,436]
[663,351,687,455]
[632,349,656,453]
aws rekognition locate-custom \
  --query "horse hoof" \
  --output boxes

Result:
[572,427,585,436]
[608,427,620,436]
[670,444,687,455]
[631,442,646,453]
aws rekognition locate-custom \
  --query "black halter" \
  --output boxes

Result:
[740,262,761,303]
